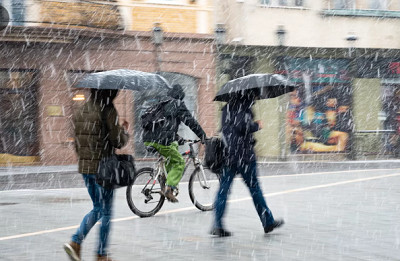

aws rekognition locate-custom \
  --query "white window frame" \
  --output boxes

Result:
[369,0,388,10]
[332,0,355,9]
[146,0,187,6]
[260,0,304,7]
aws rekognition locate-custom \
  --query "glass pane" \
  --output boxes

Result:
[295,0,303,6]
[0,70,39,157]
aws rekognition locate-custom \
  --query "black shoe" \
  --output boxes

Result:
[264,219,285,234]
[210,228,232,237]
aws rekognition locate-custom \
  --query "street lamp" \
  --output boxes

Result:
[275,25,288,160]
[215,23,226,46]
[346,33,358,160]
[276,25,286,46]
[346,33,358,58]
[152,23,163,73]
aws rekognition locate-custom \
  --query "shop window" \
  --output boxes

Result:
[0,0,25,25]
[382,85,400,130]
[0,70,39,159]
[381,85,400,155]
[283,57,354,155]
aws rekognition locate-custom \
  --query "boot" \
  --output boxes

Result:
[163,186,178,203]
[63,241,81,261]
[210,228,232,237]
[264,219,285,234]
[97,254,116,261]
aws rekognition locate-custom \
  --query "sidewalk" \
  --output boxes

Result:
[2,159,400,176]
[1,159,400,191]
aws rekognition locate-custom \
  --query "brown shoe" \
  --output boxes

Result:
[97,254,116,261]
[163,186,178,203]
[63,241,81,261]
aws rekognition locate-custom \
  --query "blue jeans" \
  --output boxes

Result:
[214,161,274,229]
[72,174,114,256]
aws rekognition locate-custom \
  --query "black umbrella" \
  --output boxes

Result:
[214,73,296,102]
[74,69,171,92]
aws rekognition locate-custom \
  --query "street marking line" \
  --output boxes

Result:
[1,168,400,194]
[1,172,399,241]
[257,168,400,179]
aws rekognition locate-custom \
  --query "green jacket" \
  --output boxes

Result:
[73,100,129,174]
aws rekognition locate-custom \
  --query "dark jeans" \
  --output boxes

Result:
[72,174,114,256]
[214,161,274,229]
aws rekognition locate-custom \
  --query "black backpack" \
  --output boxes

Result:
[204,137,225,174]
[140,99,171,131]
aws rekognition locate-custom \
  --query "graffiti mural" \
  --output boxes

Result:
[281,58,354,154]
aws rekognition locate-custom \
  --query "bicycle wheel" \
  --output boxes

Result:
[126,167,165,217]
[188,167,220,211]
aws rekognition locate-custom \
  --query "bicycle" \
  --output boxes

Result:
[126,139,220,217]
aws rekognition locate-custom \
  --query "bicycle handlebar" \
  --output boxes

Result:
[182,139,202,144]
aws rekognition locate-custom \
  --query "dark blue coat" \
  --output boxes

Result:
[221,99,260,167]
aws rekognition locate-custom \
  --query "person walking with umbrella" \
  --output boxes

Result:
[64,89,129,261]
[211,74,293,237]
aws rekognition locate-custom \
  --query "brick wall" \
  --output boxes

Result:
[0,28,216,165]
[40,1,122,29]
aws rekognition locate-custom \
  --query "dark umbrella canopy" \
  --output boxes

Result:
[74,69,171,92]
[214,73,296,102]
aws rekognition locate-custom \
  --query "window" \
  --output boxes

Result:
[0,0,25,25]
[369,0,387,10]
[0,70,39,157]
[260,0,304,7]
[279,0,287,6]
[295,0,303,6]
[333,0,355,9]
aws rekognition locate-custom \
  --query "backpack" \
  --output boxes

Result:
[204,136,225,174]
[140,99,171,131]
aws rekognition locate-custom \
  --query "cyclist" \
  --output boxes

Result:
[141,84,207,202]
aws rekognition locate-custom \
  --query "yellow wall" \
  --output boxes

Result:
[353,78,382,130]
[131,7,197,33]
[40,1,121,29]
[252,56,283,159]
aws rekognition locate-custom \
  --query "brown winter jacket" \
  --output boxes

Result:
[73,99,129,174]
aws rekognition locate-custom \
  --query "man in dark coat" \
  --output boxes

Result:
[64,89,129,261]
[142,84,206,202]
[211,90,284,237]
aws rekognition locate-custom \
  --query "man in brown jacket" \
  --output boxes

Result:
[64,89,129,261]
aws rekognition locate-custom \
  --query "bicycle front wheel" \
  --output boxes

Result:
[188,167,220,211]
[126,167,165,218]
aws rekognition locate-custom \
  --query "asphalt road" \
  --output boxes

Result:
[1,162,400,260]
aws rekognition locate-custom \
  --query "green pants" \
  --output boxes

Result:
[144,141,185,187]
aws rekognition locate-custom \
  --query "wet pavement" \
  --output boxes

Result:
[1,163,400,260]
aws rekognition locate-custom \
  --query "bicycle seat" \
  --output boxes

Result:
[145,146,159,154]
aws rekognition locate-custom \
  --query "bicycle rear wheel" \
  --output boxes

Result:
[188,167,220,211]
[126,167,165,217]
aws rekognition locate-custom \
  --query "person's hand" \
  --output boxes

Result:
[255,120,263,129]
[122,120,129,132]
[177,136,185,145]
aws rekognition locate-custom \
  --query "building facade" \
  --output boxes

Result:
[216,0,400,160]
[0,1,218,166]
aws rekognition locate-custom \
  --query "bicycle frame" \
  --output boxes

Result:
[181,141,211,189]
[148,140,211,193]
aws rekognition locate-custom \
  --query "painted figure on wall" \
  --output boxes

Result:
[283,58,354,154]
